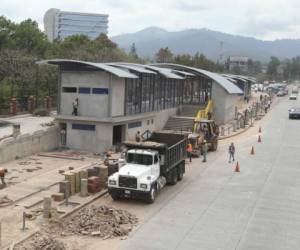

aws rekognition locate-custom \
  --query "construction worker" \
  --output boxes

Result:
[0,168,8,185]
[187,142,193,162]
[202,140,208,163]
[228,142,235,163]
[72,98,79,116]
[135,131,141,142]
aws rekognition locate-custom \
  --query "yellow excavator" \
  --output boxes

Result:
[188,100,219,157]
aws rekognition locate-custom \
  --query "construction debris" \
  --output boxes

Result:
[15,232,66,250]
[62,205,138,238]
[0,195,12,207]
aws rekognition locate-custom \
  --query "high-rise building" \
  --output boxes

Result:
[44,8,108,42]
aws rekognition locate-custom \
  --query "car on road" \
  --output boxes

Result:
[277,91,285,97]
[289,94,297,100]
[289,107,300,119]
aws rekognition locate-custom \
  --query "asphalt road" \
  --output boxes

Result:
[118,95,300,250]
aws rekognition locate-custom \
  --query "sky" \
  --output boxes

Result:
[1,0,300,40]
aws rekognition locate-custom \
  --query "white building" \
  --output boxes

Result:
[227,56,249,73]
[43,8,108,42]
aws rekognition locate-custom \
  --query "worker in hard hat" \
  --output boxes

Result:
[186,141,193,162]
[202,140,208,163]
[0,168,8,185]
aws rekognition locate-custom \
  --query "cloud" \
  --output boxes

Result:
[1,0,300,40]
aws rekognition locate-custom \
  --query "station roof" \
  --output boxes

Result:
[38,59,138,79]
[108,63,157,74]
[224,74,256,83]
[152,63,243,94]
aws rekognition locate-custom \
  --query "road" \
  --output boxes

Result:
[117,95,300,250]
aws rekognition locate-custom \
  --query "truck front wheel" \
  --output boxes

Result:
[110,192,120,201]
[146,185,156,204]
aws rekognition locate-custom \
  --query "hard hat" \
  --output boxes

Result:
[203,140,207,143]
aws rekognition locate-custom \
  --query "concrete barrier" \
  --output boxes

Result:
[0,127,59,164]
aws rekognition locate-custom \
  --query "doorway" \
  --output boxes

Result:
[59,123,67,146]
[113,125,125,145]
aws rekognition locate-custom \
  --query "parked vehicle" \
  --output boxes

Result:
[289,94,297,100]
[289,107,300,119]
[277,91,285,97]
[108,131,187,203]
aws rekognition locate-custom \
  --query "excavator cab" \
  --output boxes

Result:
[193,120,219,151]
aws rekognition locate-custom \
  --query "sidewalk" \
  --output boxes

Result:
[219,93,276,140]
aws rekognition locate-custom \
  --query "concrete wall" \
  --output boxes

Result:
[211,81,240,124]
[60,71,110,118]
[0,127,59,164]
[125,108,177,140]
[65,121,112,153]
[111,76,125,117]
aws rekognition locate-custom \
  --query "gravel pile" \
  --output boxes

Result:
[63,205,138,238]
[15,232,66,250]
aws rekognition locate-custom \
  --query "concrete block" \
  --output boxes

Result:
[80,179,88,197]
[64,173,76,196]
[79,170,88,180]
[43,197,52,219]
[51,193,65,202]
[74,171,80,193]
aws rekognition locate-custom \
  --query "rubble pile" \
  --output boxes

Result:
[15,232,66,250]
[63,205,138,238]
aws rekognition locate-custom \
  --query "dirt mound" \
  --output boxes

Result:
[15,232,66,250]
[63,205,138,239]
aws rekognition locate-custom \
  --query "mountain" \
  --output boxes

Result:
[111,27,300,62]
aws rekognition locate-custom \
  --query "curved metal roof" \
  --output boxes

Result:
[109,63,157,74]
[152,63,243,94]
[38,59,138,79]
[144,66,185,79]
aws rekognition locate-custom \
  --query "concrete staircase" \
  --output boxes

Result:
[179,105,201,117]
[164,105,206,131]
[164,116,195,131]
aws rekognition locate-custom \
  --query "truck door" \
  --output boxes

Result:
[152,154,160,178]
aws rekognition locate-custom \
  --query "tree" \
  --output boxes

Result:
[267,56,280,80]
[129,43,138,59]
[155,47,173,63]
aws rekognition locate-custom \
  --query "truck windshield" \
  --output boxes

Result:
[127,153,153,165]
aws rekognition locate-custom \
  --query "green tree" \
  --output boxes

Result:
[129,43,138,59]
[267,56,280,80]
[155,47,173,63]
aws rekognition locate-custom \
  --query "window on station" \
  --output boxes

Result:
[92,88,109,94]
[78,87,91,94]
[72,123,96,131]
[128,121,142,129]
[62,87,77,93]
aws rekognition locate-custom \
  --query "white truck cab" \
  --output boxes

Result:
[108,149,163,203]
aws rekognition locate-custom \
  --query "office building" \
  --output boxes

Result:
[44,8,108,42]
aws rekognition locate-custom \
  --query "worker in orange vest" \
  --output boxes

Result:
[0,168,8,185]
[187,142,193,162]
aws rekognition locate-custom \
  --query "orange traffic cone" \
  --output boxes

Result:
[259,126,262,133]
[235,162,240,172]
[258,135,262,143]
[251,146,255,155]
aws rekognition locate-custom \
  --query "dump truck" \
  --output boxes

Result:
[108,131,187,203]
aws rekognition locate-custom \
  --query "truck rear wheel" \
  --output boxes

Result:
[178,164,184,181]
[146,185,156,204]
[169,167,178,185]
